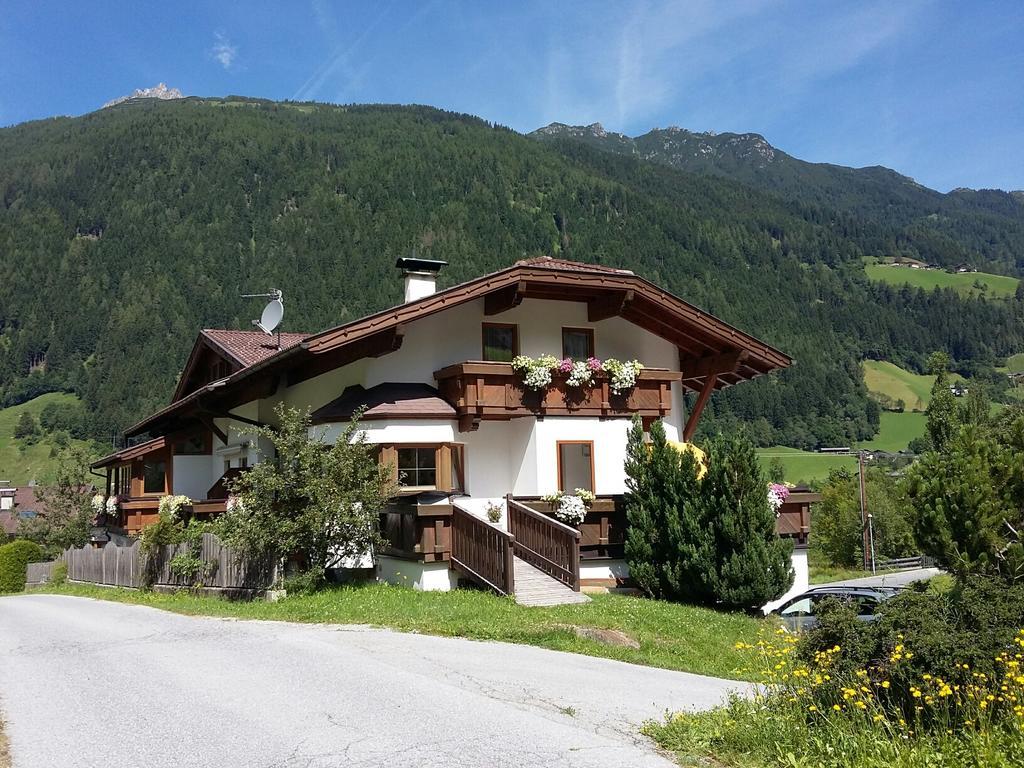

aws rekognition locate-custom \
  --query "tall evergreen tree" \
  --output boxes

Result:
[699,436,794,609]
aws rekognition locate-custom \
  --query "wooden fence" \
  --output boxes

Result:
[25,560,58,585]
[60,533,274,592]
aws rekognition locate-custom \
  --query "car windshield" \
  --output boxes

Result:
[780,596,815,617]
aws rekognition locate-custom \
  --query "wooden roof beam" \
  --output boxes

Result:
[484,281,525,316]
[683,374,717,441]
[680,349,749,380]
[587,289,634,322]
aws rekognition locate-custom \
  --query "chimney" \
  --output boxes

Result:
[396,256,447,302]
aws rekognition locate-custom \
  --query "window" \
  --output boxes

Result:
[397,447,437,488]
[557,441,594,493]
[780,597,814,618]
[561,327,594,360]
[173,434,207,455]
[482,323,518,362]
[143,460,166,494]
[114,464,131,496]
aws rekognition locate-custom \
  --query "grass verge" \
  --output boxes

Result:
[34,581,764,680]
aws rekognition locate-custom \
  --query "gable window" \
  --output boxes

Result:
[173,434,208,455]
[482,323,518,362]
[143,459,166,494]
[397,447,437,488]
[561,327,594,360]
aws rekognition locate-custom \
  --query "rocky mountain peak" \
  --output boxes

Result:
[102,83,184,109]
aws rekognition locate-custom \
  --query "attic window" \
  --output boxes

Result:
[482,323,518,362]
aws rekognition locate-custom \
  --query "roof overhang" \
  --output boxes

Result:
[126,260,791,438]
[92,436,167,469]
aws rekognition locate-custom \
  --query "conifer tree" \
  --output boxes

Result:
[699,436,794,609]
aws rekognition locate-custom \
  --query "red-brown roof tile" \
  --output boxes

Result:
[310,383,456,423]
[513,256,634,275]
[201,329,308,368]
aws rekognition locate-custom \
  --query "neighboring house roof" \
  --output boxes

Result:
[172,329,309,402]
[127,257,792,437]
[92,436,167,469]
[1,487,48,536]
[311,383,457,424]
[200,329,308,368]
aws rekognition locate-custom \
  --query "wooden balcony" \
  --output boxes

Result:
[433,361,681,431]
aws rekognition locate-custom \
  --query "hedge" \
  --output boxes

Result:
[0,539,44,593]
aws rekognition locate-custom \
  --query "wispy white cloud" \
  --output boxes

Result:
[211,32,238,71]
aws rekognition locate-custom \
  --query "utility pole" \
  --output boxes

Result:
[858,450,871,571]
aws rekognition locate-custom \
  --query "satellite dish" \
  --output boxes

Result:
[255,298,284,335]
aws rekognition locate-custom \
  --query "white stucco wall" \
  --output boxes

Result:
[377,555,457,591]
[172,456,214,501]
[762,547,809,614]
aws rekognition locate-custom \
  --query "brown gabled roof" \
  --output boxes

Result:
[514,256,634,275]
[310,383,457,424]
[91,436,167,469]
[201,329,307,367]
[127,257,792,437]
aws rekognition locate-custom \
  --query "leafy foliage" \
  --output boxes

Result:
[0,539,43,593]
[17,444,94,558]
[815,467,916,568]
[217,403,396,582]
[1,100,1022,450]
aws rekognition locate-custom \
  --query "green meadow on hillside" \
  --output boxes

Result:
[861,360,939,411]
[857,411,926,452]
[757,447,858,485]
[865,263,1020,298]
[0,393,96,484]
[1000,352,1024,373]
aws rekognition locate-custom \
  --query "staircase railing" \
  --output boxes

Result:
[506,495,581,591]
[450,504,515,596]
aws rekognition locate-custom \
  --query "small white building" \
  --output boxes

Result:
[93,257,792,601]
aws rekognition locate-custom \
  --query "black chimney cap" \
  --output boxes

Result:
[396,257,448,273]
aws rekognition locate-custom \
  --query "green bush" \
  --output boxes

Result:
[50,560,68,585]
[799,575,1024,726]
[0,539,45,593]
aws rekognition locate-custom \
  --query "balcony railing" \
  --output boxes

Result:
[434,361,681,430]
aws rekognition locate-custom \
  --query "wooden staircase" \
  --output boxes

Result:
[513,556,590,607]
[450,499,590,606]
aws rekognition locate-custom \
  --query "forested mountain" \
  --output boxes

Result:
[532,123,1024,277]
[1,98,1022,449]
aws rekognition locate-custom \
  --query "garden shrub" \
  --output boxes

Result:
[50,560,68,585]
[798,575,1024,726]
[0,539,44,593]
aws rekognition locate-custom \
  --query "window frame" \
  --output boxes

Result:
[378,443,466,495]
[141,459,167,496]
[561,327,595,360]
[556,440,595,493]
[481,322,519,362]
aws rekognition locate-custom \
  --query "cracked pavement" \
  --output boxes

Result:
[0,594,742,767]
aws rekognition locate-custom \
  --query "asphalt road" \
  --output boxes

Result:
[816,567,941,589]
[0,595,741,768]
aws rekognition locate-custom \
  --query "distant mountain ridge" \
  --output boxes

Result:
[532,122,1024,277]
[102,83,183,109]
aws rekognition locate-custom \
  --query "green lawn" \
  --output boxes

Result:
[861,360,937,411]
[34,581,765,680]
[865,263,1020,298]
[1000,353,1024,374]
[0,393,95,484]
[856,411,926,452]
[758,447,857,485]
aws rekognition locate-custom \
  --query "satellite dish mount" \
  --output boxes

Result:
[241,289,284,349]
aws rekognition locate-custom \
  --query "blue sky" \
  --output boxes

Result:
[2,1,1022,192]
